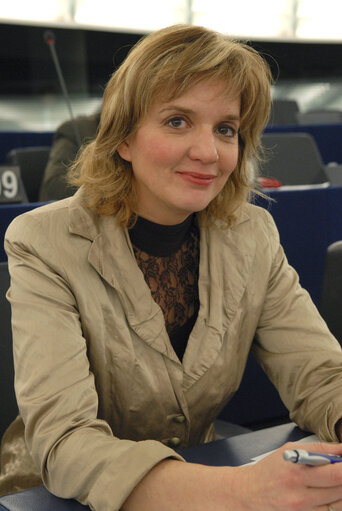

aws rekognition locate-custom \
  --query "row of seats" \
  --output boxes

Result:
[1,240,342,442]
[3,132,342,206]
[270,99,342,127]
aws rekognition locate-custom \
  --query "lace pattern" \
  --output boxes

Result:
[132,222,200,338]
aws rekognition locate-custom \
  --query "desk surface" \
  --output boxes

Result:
[0,423,308,511]
[181,422,307,466]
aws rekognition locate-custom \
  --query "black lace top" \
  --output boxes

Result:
[129,214,200,361]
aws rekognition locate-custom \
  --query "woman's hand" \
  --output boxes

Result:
[123,441,342,511]
[236,440,342,510]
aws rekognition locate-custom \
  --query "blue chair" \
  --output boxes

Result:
[260,132,328,185]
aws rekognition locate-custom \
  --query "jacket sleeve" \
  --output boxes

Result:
[5,214,183,511]
[253,209,342,442]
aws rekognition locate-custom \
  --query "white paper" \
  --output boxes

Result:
[245,434,320,465]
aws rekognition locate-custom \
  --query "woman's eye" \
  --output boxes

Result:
[217,125,236,137]
[168,117,187,128]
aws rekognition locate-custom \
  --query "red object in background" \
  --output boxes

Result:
[257,176,283,188]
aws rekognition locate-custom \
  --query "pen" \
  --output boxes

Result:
[283,449,342,466]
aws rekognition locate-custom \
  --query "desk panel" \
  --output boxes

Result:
[0,485,87,510]
[181,422,307,466]
[257,185,342,307]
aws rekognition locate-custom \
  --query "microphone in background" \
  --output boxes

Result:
[44,30,82,147]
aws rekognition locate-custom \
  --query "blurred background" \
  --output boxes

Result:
[1,0,342,132]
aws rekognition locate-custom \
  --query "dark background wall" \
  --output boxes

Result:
[1,22,342,97]
[0,23,143,95]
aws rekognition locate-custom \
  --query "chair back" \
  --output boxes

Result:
[0,262,17,441]
[6,146,50,203]
[268,99,299,126]
[260,132,328,185]
[320,241,342,345]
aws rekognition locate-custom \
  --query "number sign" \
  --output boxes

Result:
[0,166,24,203]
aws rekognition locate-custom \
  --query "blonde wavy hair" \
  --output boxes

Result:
[69,24,273,227]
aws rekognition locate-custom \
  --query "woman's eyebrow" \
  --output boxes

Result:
[159,105,241,123]
[159,105,194,115]
[220,114,241,124]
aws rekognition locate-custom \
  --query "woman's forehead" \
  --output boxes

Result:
[149,78,241,110]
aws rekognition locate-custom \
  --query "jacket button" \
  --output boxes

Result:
[168,437,181,447]
[174,415,186,423]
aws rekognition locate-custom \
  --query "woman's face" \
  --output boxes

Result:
[118,79,241,225]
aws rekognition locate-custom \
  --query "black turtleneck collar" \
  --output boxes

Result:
[128,214,196,257]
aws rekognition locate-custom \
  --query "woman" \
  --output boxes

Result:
[1,24,342,511]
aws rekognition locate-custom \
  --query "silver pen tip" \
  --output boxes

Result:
[283,450,297,462]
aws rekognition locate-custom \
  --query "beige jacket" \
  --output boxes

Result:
[1,188,342,510]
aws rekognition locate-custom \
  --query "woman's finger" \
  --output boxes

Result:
[280,441,342,488]
[300,463,342,489]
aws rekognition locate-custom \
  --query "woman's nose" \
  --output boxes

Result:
[187,129,219,163]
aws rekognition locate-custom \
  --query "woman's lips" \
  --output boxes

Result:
[177,171,216,186]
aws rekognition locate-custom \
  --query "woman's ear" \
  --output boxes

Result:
[117,140,132,162]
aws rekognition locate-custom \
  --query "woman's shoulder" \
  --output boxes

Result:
[6,188,98,238]
[209,202,277,236]
[205,202,280,259]
[234,202,280,246]
[4,193,105,275]
[240,201,274,222]
[5,197,72,242]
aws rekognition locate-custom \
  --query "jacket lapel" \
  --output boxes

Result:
[68,190,178,362]
[182,208,256,386]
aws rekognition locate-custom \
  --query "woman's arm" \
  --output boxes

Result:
[124,441,342,511]
[253,209,342,442]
